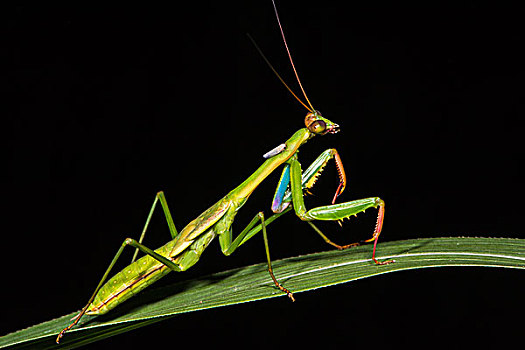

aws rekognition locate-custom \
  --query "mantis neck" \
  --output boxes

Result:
[230,128,311,201]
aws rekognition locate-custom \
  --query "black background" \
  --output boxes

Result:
[3,1,524,349]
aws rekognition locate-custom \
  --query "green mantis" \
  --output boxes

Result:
[56,0,393,343]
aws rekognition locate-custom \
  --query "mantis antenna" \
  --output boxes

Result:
[271,0,316,112]
[248,0,316,113]
[247,34,313,113]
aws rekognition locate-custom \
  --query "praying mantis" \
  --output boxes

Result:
[56,0,393,343]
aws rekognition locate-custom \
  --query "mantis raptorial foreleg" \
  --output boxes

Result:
[248,148,391,264]
[272,148,346,213]
[227,149,391,269]
[288,154,393,264]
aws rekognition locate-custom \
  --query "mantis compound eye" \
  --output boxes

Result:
[304,110,322,128]
[307,120,327,134]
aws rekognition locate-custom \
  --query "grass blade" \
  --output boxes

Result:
[1,237,523,349]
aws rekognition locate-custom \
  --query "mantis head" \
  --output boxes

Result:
[305,110,340,135]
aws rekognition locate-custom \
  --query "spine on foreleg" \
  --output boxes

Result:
[306,197,382,221]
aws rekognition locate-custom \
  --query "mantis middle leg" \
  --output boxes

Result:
[220,211,295,301]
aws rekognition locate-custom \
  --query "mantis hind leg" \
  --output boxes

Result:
[131,191,178,263]
[56,191,181,344]
[56,237,182,343]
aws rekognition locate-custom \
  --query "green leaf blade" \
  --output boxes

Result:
[1,237,523,349]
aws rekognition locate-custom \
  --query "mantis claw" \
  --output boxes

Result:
[331,182,344,204]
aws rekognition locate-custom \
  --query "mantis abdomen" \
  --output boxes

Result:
[87,229,218,315]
